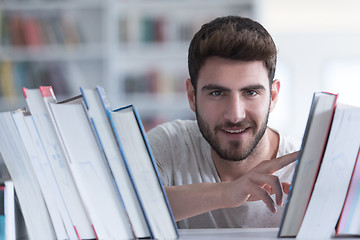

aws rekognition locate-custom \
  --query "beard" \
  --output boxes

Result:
[196,107,270,162]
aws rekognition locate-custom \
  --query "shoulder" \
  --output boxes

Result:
[146,119,203,162]
[148,119,198,133]
[274,129,301,157]
[147,119,200,141]
[146,119,212,185]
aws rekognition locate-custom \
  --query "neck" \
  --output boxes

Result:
[212,127,279,182]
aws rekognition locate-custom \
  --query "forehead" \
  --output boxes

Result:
[197,57,269,90]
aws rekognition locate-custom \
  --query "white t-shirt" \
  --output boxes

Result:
[147,120,300,229]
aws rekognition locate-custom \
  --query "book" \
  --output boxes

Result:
[12,109,78,240]
[22,87,95,239]
[81,87,152,239]
[98,87,179,239]
[336,147,360,235]
[297,103,360,239]
[47,93,135,239]
[0,181,15,240]
[11,110,70,240]
[0,111,56,240]
[0,183,5,240]
[278,92,337,237]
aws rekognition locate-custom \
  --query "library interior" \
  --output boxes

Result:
[1,0,360,239]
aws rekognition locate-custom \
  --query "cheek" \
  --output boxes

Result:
[196,99,221,123]
[246,99,270,121]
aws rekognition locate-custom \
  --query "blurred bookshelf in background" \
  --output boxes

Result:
[0,0,257,131]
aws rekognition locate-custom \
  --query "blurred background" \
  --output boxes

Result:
[0,0,359,142]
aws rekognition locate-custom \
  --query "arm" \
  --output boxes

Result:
[166,151,298,222]
[165,182,227,222]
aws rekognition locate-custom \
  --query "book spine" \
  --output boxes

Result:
[132,106,179,238]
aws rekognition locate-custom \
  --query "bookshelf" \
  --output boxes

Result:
[0,0,258,130]
[0,0,110,112]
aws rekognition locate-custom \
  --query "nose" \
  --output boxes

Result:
[223,94,246,123]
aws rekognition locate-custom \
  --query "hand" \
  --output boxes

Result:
[164,151,298,221]
[223,151,298,213]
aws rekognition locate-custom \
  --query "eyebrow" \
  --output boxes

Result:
[201,84,266,92]
[241,84,266,92]
[201,84,230,92]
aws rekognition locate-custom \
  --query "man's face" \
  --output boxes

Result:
[186,57,278,161]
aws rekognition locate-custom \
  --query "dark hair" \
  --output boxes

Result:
[188,16,277,90]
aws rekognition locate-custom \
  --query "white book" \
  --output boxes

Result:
[22,111,78,240]
[23,87,95,240]
[278,92,337,237]
[297,103,360,239]
[336,148,360,236]
[97,87,178,240]
[3,180,15,240]
[0,111,56,240]
[48,97,135,239]
[11,110,69,240]
[81,87,152,239]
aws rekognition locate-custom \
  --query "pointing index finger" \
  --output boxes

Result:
[263,151,299,173]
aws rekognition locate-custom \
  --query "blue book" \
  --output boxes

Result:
[81,87,152,239]
[97,86,179,240]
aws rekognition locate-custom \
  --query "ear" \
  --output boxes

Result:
[269,79,280,112]
[186,78,196,112]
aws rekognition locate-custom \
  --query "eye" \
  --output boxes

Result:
[245,90,258,96]
[210,90,223,96]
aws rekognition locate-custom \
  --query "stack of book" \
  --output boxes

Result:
[0,86,179,240]
[2,86,360,240]
[278,92,360,239]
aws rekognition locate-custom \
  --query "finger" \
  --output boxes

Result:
[263,184,272,193]
[251,185,277,213]
[250,173,284,206]
[257,151,299,173]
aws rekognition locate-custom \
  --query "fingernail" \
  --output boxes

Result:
[272,204,277,213]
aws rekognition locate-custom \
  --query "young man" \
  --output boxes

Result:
[147,16,299,229]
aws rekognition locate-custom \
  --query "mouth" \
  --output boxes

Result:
[223,128,246,134]
[220,127,251,142]
[217,121,253,138]
[222,126,252,136]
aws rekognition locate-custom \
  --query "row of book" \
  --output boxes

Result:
[0,60,188,99]
[0,61,70,98]
[119,16,198,44]
[1,11,84,47]
[0,86,179,239]
[123,68,186,95]
[278,92,360,238]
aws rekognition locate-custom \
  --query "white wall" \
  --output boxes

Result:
[257,0,360,141]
